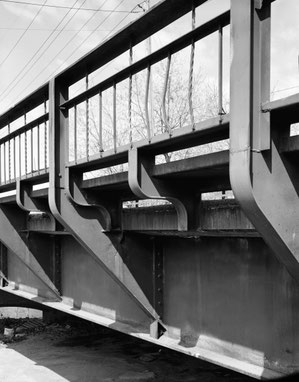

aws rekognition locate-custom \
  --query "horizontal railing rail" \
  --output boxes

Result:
[0,0,295,191]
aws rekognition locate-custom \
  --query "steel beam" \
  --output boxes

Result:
[0,243,8,287]
[230,0,299,281]
[48,78,164,331]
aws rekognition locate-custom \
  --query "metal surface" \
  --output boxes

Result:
[48,78,162,328]
[0,204,60,300]
[229,0,299,283]
[0,0,298,378]
[128,148,189,230]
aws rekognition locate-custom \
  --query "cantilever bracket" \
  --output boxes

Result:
[128,147,191,231]
[65,168,111,231]
[16,180,49,214]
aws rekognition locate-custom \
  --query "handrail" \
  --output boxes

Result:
[60,11,230,110]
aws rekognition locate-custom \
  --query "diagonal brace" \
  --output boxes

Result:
[0,203,60,300]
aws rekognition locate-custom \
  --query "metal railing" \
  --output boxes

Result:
[0,85,49,188]
[60,10,230,168]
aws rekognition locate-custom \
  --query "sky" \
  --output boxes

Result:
[0,0,298,115]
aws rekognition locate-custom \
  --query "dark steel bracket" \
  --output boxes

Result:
[16,179,51,214]
[230,0,299,282]
[128,148,195,231]
[64,168,111,231]
[49,78,165,331]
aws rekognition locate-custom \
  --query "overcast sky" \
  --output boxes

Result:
[0,0,298,115]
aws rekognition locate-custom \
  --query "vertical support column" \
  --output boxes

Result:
[153,240,163,318]
[230,0,299,281]
[0,243,8,287]
[52,236,61,293]
[49,78,162,327]
[150,239,165,339]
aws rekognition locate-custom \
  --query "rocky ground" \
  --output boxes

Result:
[0,316,254,382]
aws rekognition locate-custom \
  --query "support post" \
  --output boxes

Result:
[150,239,165,339]
[48,78,164,330]
[0,243,8,287]
[230,0,299,281]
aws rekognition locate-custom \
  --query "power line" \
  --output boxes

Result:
[0,0,141,13]
[30,0,128,86]
[0,0,87,101]
[0,27,112,31]
[0,0,47,67]
[3,0,146,107]
[60,5,139,96]
[1,0,108,102]
[10,0,115,101]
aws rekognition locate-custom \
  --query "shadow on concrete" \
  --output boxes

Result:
[1,316,256,382]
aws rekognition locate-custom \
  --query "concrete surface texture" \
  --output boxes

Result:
[0,307,42,319]
[0,318,254,382]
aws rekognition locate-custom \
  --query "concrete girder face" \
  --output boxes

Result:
[48,79,163,333]
[229,0,299,282]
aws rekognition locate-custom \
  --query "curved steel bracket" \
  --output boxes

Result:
[64,168,111,231]
[230,0,299,282]
[128,147,189,231]
[16,180,49,214]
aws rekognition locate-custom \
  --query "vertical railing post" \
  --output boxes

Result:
[98,92,103,155]
[85,74,89,161]
[44,100,47,169]
[8,123,11,182]
[218,25,223,117]
[37,124,40,173]
[113,82,117,153]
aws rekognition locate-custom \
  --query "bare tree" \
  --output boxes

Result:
[69,55,229,177]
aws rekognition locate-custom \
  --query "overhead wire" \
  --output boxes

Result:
[71,3,143,95]
[1,0,111,103]
[12,0,132,102]
[43,0,129,82]
[0,0,88,101]
[0,0,140,13]
[0,0,48,67]
[0,27,112,31]
[67,1,149,96]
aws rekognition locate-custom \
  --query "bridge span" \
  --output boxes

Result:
[0,0,299,379]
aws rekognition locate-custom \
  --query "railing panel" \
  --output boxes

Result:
[63,9,230,168]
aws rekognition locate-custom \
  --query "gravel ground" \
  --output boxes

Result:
[0,317,255,382]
